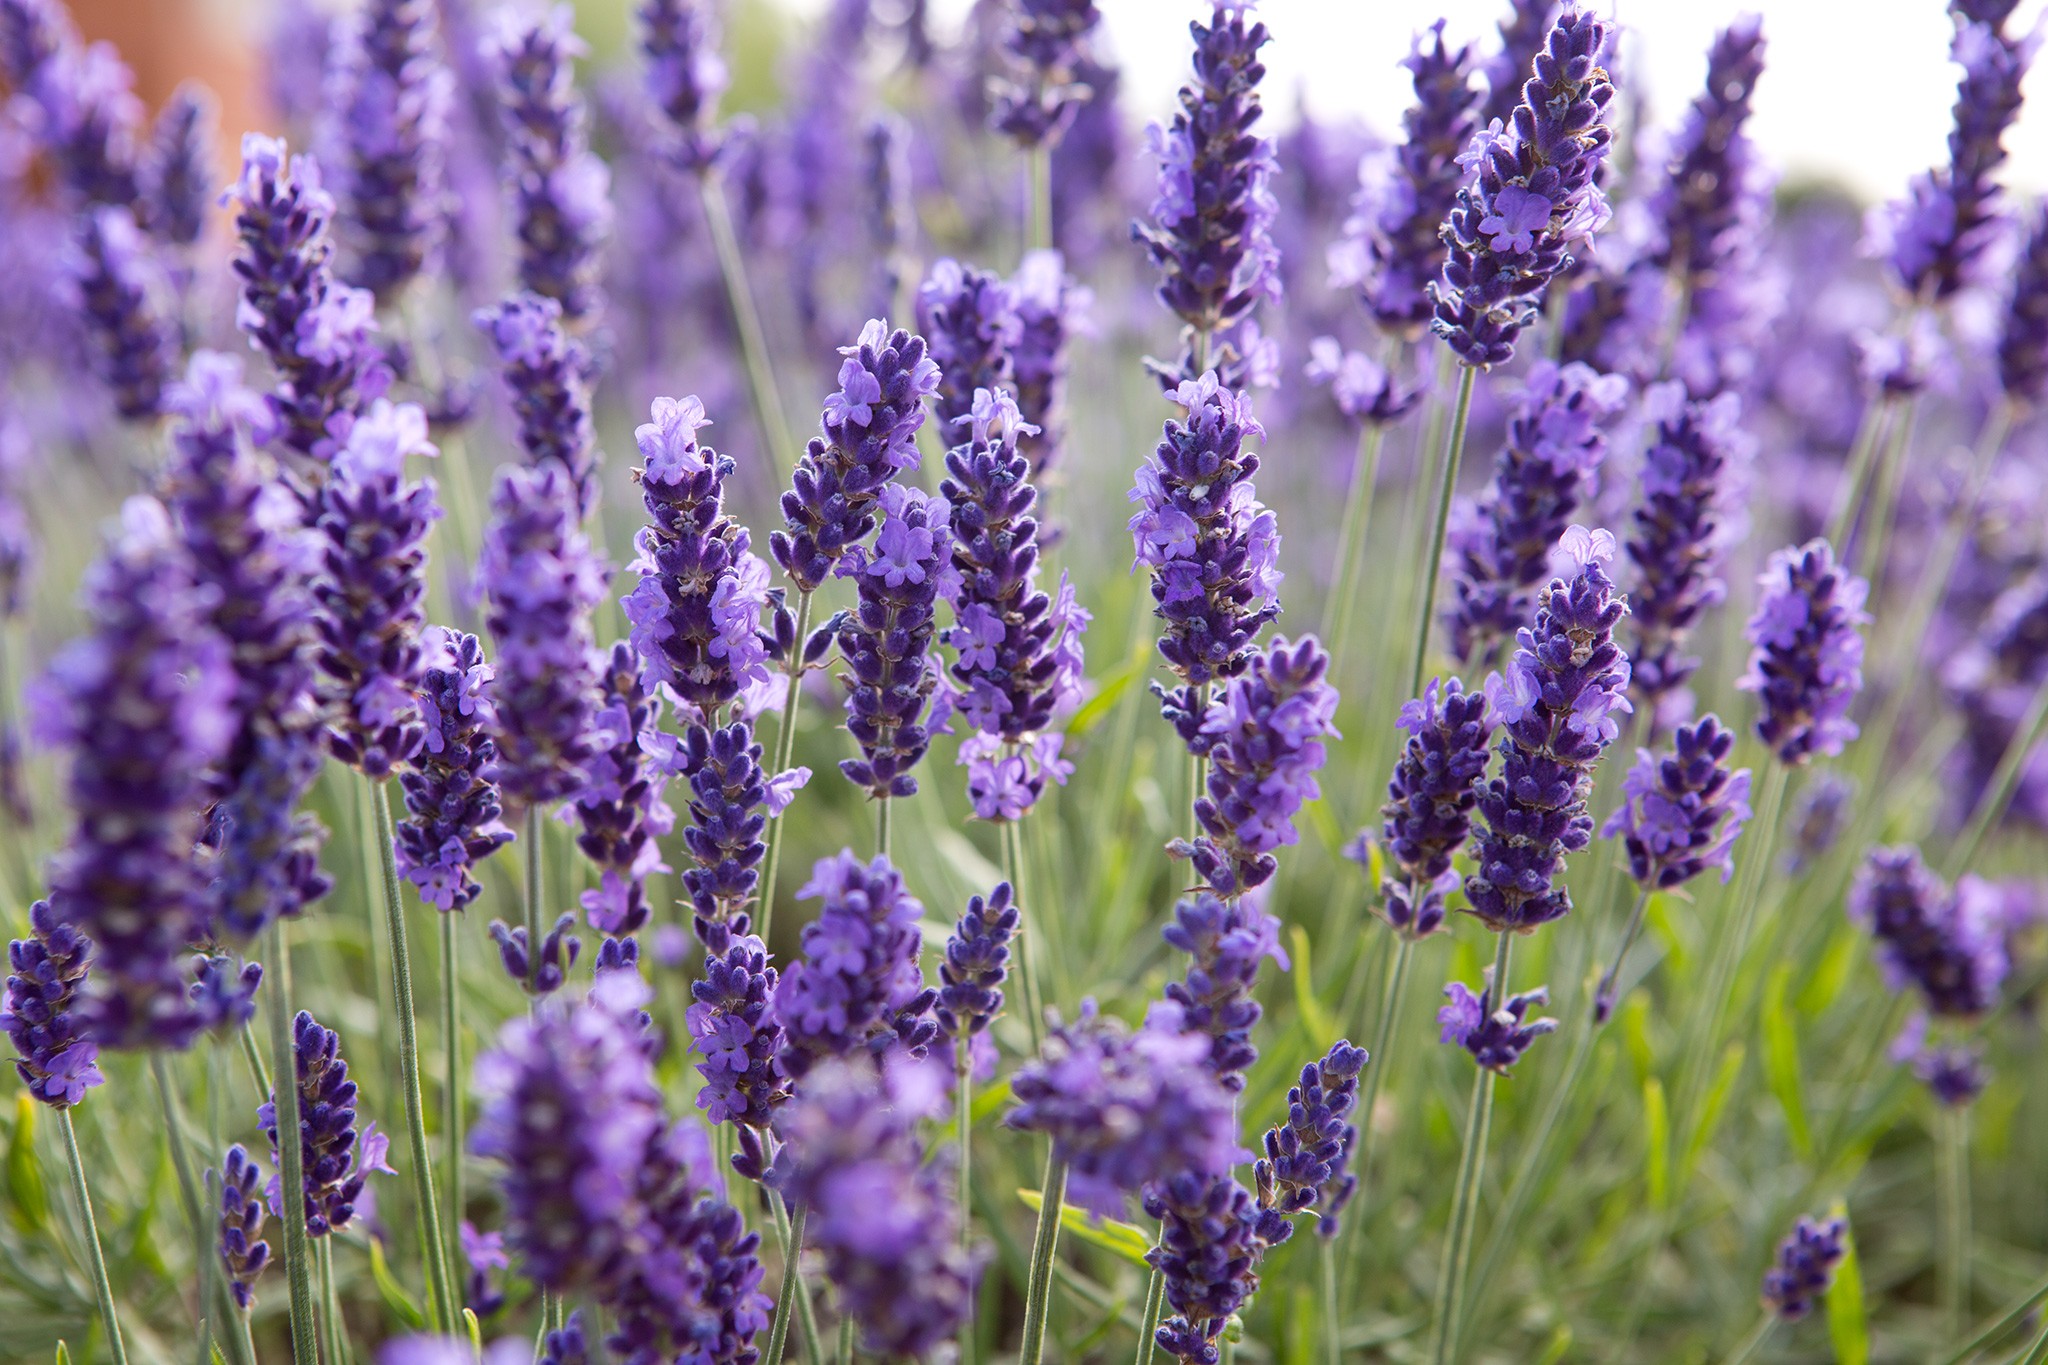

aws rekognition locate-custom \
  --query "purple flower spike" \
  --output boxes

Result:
[1255,1040,1368,1239]
[539,1311,590,1365]
[458,1220,507,1320]
[1129,373,1281,718]
[1362,675,1495,939]
[916,258,1020,436]
[773,850,935,1077]
[1997,204,2048,407]
[1738,539,1869,767]
[481,463,604,807]
[396,629,513,912]
[1159,892,1285,1091]
[1134,3,1279,390]
[688,934,791,1143]
[4,901,103,1108]
[36,499,233,1050]
[834,486,950,799]
[489,914,581,997]
[334,0,449,299]
[1438,976,1557,1073]
[676,721,805,953]
[1477,0,1555,130]
[571,645,673,939]
[1907,1034,1989,1107]
[66,205,176,421]
[936,883,1020,1048]
[142,81,216,249]
[991,0,1103,147]
[1466,526,1631,933]
[1007,1002,1240,1193]
[1786,774,1854,875]
[639,0,727,171]
[1625,384,1750,727]
[1848,847,2008,1019]
[212,1143,271,1311]
[768,1060,973,1359]
[772,320,942,594]
[1304,340,1423,426]
[1147,1168,1294,1365]
[1647,18,1767,305]
[1010,249,1088,478]
[2,4,148,211]
[1444,360,1630,666]
[1945,570,2048,830]
[1761,1214,1847,1320]
[1178,635,1339,896]
[313,399,441,778]
[1602,715,1753,891]
[1431,9,1615,368]
[474,294,600,521]
[258,1011,387,1237]
[489,6,612,324]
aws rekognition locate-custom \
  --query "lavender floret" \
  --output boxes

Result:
[334,0,449,298]
[1438,976,1557,1073]
[1761,1215,1847,1320]
[475,293,601,520]
[834,486,949,799]
[395,629,513,911]
[490,913,581,997]
[1645,18,1767,300]
[1602,715,1753,891]
[212,1143,271,1311]
[1159,892,1285,1091]
[3,901,103,1108]
[1360,676,1495,939]
[539,1311,591,1365]
[258,1010,390,1236]
[1254,1040,1368,1238]
[1738,539,1869,766]
[66,205,175,420]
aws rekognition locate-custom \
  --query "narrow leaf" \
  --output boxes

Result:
[1536,1324,1573,1365]
[1797,927,1860,1018]
[1643,1077,1669,1210]
[368,1235,426,1330]
[1289,925,1338,1043]
[6,1093,50,1234]
[1824,1203,1869,1365]
[1016,1188,1154,1267]
[464,1307,484,1360]
[1762,963,1813,1159]
[1682,1042,1747,1183]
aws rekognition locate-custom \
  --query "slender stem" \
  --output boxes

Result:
[238,1022,271,1098]
[698,172,796,477]
[57,1109,130,1365]
[1721,1313,1775,1365]
[1321,1237,1343,1365]
[1408,366,1478,702]
[370,774,459,1335]
[1941,1103,1972,1339]
[1590,887,1656,1026]
[1824,393,1896,549]
[316,1236,349,1365]
[1324,421,1389,689]
[758,590,815,943]
[766,1195,824,1365]
[1429,930,1512,1365]
[1352,932,1414,1200]
[1853,394,1919,589]
[1936,1262,2048,1365]
[523,804,543,997]
[1134,1264,1164,1365]
[1026,143,1052,256]
[148,1054,214,1365]
[441,908,464,1274]
[837,1316,855,1365]
[876,795,893,860]
[956,1040,976,1365]
[1019,1150,1069,1365]
[235,1311,260,1365]
[2026,1317,2048,1365]
[1948,676,2048,880]
[1002,813,1044,1052]
[264,918,321,1365]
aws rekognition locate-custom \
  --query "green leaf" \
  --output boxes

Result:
[1762,963,1813,1159]
[1067,650,1145,737]
[368,1235,426,1330]
[1015,1189,1154,1268]
[1645,891,1689,977]
[1681,1042,1747,1184]
[1798,928,1861,1017]
[1289,925,1339,1044]
[6,1093,50,1235]
[1824,1204,1869,1365]
[926,827,1004,899]
[55,1342,72,1365]
[1643,1077,1669,1210]
[1620,994,1655,1087]
[1535,1323,1573,1365]
[464,1307,483,1360]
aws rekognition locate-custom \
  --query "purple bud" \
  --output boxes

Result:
[1601,714,1753,891]
[1159,892,1285,1090]
[990,0,1103,147]
[1738,539,1868,766]
[1438,976,1557,1074]
[835,486,950,799]
[3,901,103,1108]
[211,1143,271,1310]
[1848,846,2007,1019]
[257,1011,387,1236]
[1255,1040,1368,1239]
[1761,1214,1847,1320]
[571,644,673,939]
[1362,675,1495,939]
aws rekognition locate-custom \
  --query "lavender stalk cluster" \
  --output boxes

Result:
[65,204,175,420]
[1444,360,1629,666]
[571,645,673,939]
[772,851,935,1078]
[1146,1170,1291,1365]
[639,0,728,172]
[1431,9,1615,368]
[1465,526,1631,933]
[333,0,450,299]
[212,1143,271,1310]
[3,901,103,1107]
[833,486,950,800]
[395,629,513,911]
[258,1010,390,1236]
[489,6,612,324]
[1360,676,1495,939]
[688,933,790,1145]
[1158,892,1285,1090]
[935,882,1019,1063]
[1254,1040,1368,1239]
[1944,570,2048,830]
[916,259,1020,436]
[990,0,1103,147]
[1646,18,1767,301]
[474,294,601,520]
[1761,1214,1847,1320]
[1738,539,1869,767]
[1176,634,1339,895]
[1603,714,1752,892]
[1134,2,1280,389]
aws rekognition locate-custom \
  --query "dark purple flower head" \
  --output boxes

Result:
[1602,714,1753,890]
[481,462,604,806]
[935,882,1020,1046]
[1466,526,1631,933]
[1998,203,2048,406]
[1875,6,2037,302]
[1158,892,1286,1091]
[1361,675,1495,939]
[1431,9,1615,368]
[1129,373,1281,708]
[639,0,727,171]
[1007,1001,1240,1192]
[488,7,612,324]
[1848,847,2008,1019]
[313,399,441,778]
[475,293,600,520]
[1646,16,1766,300]
[916,258,1020,436]
[1010,249,1088,478]
[1898,1023,1989,1107]
[1255,1040,1367,1239]
[1738,539,1869,767]
[1944,568,2048,831]
[834,485,951,799]
[1625,383,1750,727]
[65,204,176,421]
[1134,3,1280,389]
[490,913,582,997]
[334,0,450,298]
[212,1143,271,1311]
[3,901,103,1108]
[458,1219,507,1320]
[991,0,1103,147]
[142,81,216,249]
[772,320,942,594]
[767,1059,974,1359]
[1761,1214,1847,1320]
[189,954,264,1035]
[675,720,808,953]
[688,933,790,1141]
[258,1010,389,1237]
[1303,340,1424,426]
[1176,635,1339,895]
[539,1310,590,1365]
[1145,1170,1291,1365]
[1445,360,1630,666]
[1477,0,1555,130]
[571,644,673,939]
[396,629,512,911]
[1438,974,1557,1073]
[773,850,935,1077]
[36,498,234,1050]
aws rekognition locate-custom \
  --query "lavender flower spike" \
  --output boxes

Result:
[1438,974,1557,1073]
[474,294,600,520]
[688,933,791,1146]
[677,722,800,953]
[488,914,581,997]
[1358,676,1495,939]
[35,499,233,1050]
[1431,9,1615,368]
[1997,203,2048,408]
[991,0,1103,147]
[212,1144,271,1310]
[772,850,936,1077]
[333,0,450,298]
[395,629,513,911]
[1762,1214,1847,1320]
[66,205,176,421]
[1146,1170,1291,1365]
[1738,539,1869,766]
[1476,0,1555,131]
[480,462,604,807]
[1010,249,1087,478]
[916,259,1020,436]
[142,81,216,250]
[1466,526,1631,933]
[4,902,103,1108]
[1255,1039,1368,1238]
[571,644,674,938]
[834,485,950,800]
[640,0,728,172]
[1602,715,1753,891]
[1646,17,1767,300]
[258,1010,391,1236]
[1848,846,2008,1020]
[935,883,1021,1051]
[1159,892,1286,1091]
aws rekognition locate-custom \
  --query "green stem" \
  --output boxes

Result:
[876,795,892,860]
[1590,887,1656,1026]
[1948,676,2048,880]
[1429,930,1512,1365]
[264,918,320,1365]
[1824,393,1896,549]
[1853,394,1919,589]
[1941,1103,1971,1339]
[1936,1264,2048,1365]
[1001,813,1043,1052]
[239,1023,272,1098]
[698,172,796,477]
[956,1040,975,1365]
[1721,1312,1774,1365]
[1020,1150,1069,1365]
[1134,1264,1164,1365]
[1321,1237,1343,1365]
[758,589,815,943]
[317,1235,349,1365]
[836,1316,855,1365]
[370,774,459,1335]
[57,1108,127,1365]
[1351,931,1413,1201]
[148,1054,214,1365]
[1324,421,1389,692]
[1026,143,1052,255]
[1408,366,1478,702]
[441,908,464,1273]
[523,804,543,998]
[766,1194,824,1365]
